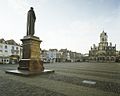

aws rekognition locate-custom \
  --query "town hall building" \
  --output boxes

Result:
[89,31,116,62]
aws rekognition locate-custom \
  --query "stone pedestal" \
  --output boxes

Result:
[18,36,44,72]
[6,36,54,76]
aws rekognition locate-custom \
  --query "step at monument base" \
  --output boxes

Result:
[5,69,54,76]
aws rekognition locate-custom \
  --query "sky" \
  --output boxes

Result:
[1,0,120,53]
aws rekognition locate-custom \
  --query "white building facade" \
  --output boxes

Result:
[0,39,22,64]
[46,49,62,63]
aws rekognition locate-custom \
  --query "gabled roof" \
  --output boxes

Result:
[0,38,19,46]
[0,38,5,43]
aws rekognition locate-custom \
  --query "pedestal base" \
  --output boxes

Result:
[5,36,54,76]
[18,59,44,72]
[18,36,44,72]
[5,69,54,76]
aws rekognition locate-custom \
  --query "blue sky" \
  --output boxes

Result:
[1,0,120,53]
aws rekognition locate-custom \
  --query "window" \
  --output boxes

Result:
[5,45,7,49]
[16,47,18,50]
[0,45,2,48]
[16,51,19,54]
[102,38,104,41]
[12,46,14,49]
[5,50,8,52]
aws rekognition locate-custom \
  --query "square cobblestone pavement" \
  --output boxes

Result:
[0,62,120,96]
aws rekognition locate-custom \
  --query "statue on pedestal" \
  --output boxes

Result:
[27,7,36,36]
[5,7,54,76]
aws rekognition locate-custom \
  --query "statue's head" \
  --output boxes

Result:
[30,7,33,10]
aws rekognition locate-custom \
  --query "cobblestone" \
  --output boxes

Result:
[0,76,66,96]
[0,62,119,96]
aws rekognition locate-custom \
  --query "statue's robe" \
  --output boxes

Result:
[27,9,36,36]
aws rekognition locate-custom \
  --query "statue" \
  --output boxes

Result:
[5,7,54,76]
[27,7,36,36]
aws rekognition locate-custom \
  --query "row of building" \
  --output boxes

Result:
[40,49,83,63]
[41,30,119,63]
[0,39,83,64]
[0,30,120,64]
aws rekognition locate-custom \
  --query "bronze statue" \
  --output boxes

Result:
[27,7,36,36]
